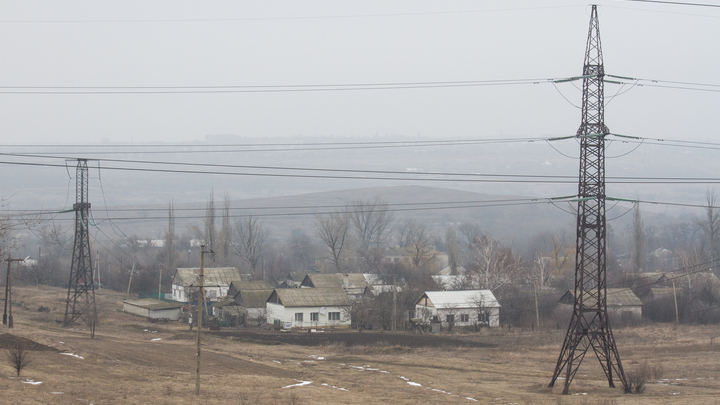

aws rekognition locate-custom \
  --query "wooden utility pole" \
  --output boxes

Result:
[392,275,397,331]
[158,265,163,300]
[195,245,206,396]
[125,257,136,300]
[534,284,541,329]
[3,255,23,328]
[95,250,100,289]
[672,278,680,324]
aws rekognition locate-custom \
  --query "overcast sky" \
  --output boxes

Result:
[0,0,718,144]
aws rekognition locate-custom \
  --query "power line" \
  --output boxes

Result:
[619,0,720,8]
[0,5,583,24]
[0,78,552,95]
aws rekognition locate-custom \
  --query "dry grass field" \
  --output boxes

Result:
[0,286,719,404]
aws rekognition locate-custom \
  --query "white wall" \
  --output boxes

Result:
[415,305,500,328]
[172,285,228,302]
[123,303,181,321]
[266,303,351,328]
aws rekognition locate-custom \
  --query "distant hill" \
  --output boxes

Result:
[97,185,589,244]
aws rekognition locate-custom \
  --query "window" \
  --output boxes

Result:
[460,314,469,323]
[478,312,488,323]
[446,314,455,324]
[310,312,319,322]
[294,313,303,322]
[328,312,341,321]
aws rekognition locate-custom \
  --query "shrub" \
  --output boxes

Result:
[625,362,651,394]
[5,340,32,377]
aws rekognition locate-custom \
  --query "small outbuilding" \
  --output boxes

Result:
[266,288,351,328]
[415,290,500,329]
[558,288,643,320]
[123,299,183,321]
[300,273,368,300]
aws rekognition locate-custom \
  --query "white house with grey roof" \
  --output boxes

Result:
[266,288,351,328]
[171,267,243,302]
[415,290,500,328]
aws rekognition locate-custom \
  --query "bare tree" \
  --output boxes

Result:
[218,193,233,265]
[188,191,217,254]
[314,210,350,272]
[348,199,394,272]
[235,216,269,274]
[446,227,461,274]
[458,223,482,248]
[164,202,176,273]
[5,340,32,377]
[204,191,217,253]
[697,189,720,272]
[468,234,523,292]
[399,220,437,270]
[630,203,646,272]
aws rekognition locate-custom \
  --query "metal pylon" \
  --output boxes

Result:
[64,159,97,326]
[548,5,627,394]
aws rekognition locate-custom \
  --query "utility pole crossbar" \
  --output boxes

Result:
[548,5,628,395]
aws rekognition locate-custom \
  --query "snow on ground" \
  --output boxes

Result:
[150,338,161,341]
[321,383,349,392]
[282,380,313,389]
[60,353,84,359]
[21,379,42,385]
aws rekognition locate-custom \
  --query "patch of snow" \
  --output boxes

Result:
[52,392,64,395]
[407,381,422,387]
[151,338,161,341]
[60,353,84,360]
[22,379,42,385]
[466,398,478,402]
[272,360,281,364]
[59,342,64,344]
[321,383,349,392]
[283,380,312,389]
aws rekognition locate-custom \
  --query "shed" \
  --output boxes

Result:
[123,299,183,320]
[415,290,500,328]
[171,267,243,302]
[559,288,643,320]
[266,288,351,328]
[234,289,274,319]
[227,280,272,299]
[300,273,368,300]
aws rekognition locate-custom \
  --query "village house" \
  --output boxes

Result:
[415,290,501,329]
[558,288,643,320]
[266,288,351,328]
[171,267,243,302]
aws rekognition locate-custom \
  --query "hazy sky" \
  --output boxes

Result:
[0,0,718,144]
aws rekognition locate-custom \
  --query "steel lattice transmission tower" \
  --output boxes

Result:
[548,5,627,394]
[64,159,97,327]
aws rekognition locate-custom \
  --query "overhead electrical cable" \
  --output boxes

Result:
[0,77,553,95]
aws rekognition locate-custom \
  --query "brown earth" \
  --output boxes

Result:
[0,286,719,404]
[207,329,497,348]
